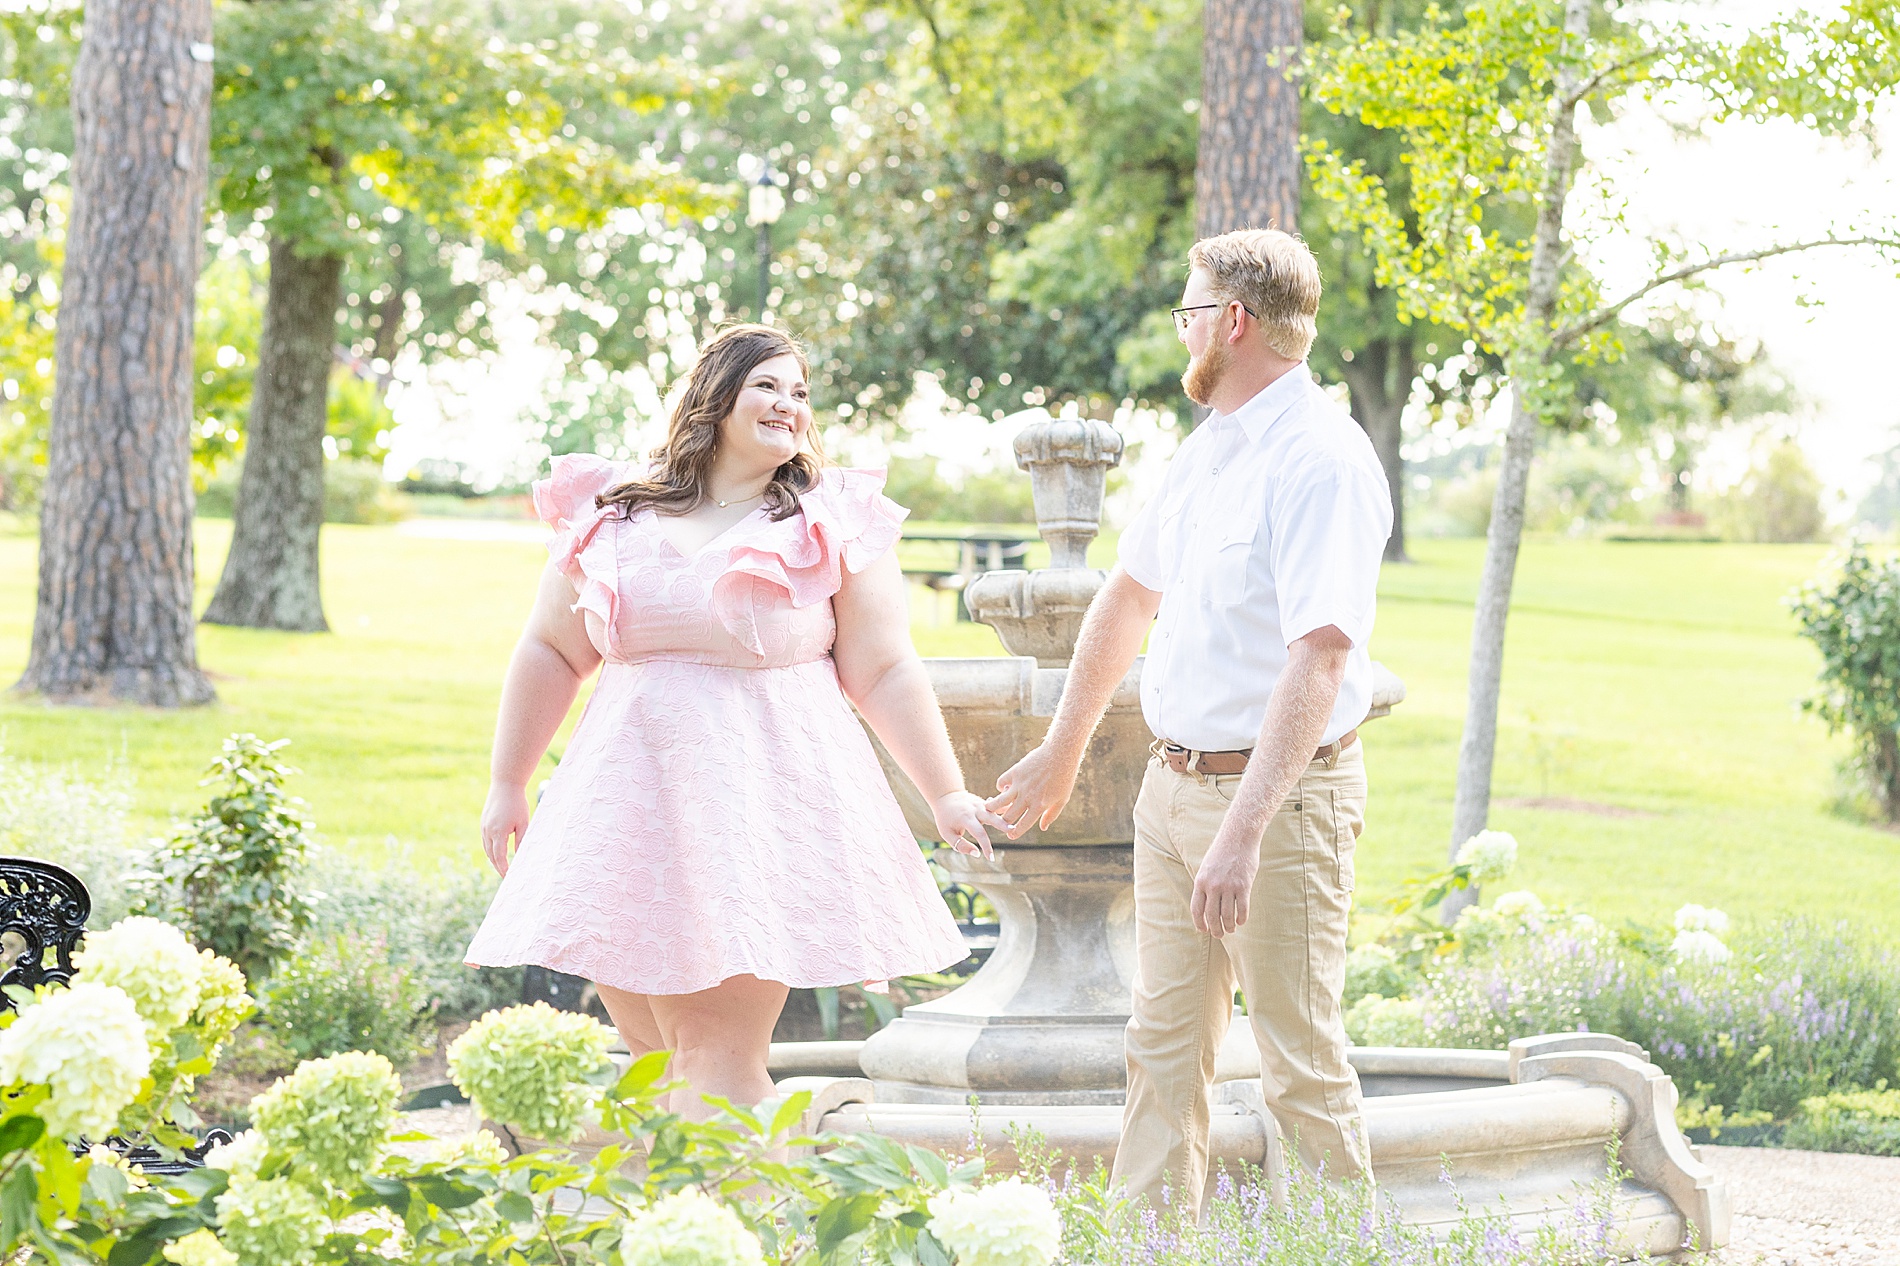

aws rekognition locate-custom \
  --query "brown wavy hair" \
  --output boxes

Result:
[596,324,825,522]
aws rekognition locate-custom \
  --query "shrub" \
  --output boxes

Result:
[1783,1087,1900,1156]
[1414,916,1900,1120]
[306,848,522,1020]
[884,454,1036,524]
[128,735,319,982]
[1716,439,1825,543]
[196,457,408,524]
[261,932,432,1070]
[0,749,137,927]
[1789,537,1900,819]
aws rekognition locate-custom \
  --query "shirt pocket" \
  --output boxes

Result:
[1204,517,1258,605]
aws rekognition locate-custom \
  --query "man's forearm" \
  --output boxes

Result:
[1044,570,1158,760]
[1218,640,1349,846]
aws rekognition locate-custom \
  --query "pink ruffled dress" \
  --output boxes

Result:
[463,454,968,995]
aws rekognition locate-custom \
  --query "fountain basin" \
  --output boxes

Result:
[778,1033,1727,1258]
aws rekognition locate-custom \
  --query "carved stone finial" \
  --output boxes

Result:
[1007,411,1124,570]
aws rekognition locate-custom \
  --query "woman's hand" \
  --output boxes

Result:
[931,791,1008,861]
[481,782,532,876]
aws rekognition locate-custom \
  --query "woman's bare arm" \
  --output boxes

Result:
[832,550,1007,855]
[481,562,604,874]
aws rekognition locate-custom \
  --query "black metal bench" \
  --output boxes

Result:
[0,856,228,1174]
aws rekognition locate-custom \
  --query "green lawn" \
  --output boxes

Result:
[1,521,1892,933]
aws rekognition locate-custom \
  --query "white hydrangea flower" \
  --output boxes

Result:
[73,916,204,1038]
[620,1188,765,1266]
[1672,929,1732,966]
[163,1228,240,1266]
[429,1128,509,1168]
[1673,904,1730,935]
[205,1129,269,1178]
[87,1143,151,1190]
[926,1179,1062,1266]
[252,1051,403,1188]
[215,1172,324,1265]
[192,950,254,1042]
[1491,890,1546,927]
[0,981,150,1139]
[1454,830,1518,885]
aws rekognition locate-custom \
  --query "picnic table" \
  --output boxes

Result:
[899,526,1038,620]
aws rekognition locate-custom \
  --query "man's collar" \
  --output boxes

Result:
[1212,363,1310,444]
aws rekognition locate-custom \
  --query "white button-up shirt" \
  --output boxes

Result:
[1118,366,1392,750]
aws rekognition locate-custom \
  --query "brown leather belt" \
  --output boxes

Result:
[1156,729,1358,777]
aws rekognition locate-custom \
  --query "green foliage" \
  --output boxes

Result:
[0,748,135,927]
[1717,441,1825,545]
[1784,1086,1900,1156]
[306,849,522,1021]
[1304,1,1900,422]
[883,455,1036,524]
[1790,539,1900,817]
[128,736,319,982]
[261,933,433,1071]
[1407,915,1900,1122]
[191,254,265,483]
[321,456,407,525]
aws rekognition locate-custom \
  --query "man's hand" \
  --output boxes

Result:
[1190,821,1260,937]
[987,741,1083,839]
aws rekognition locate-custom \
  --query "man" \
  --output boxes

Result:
[987,229,1392,1218]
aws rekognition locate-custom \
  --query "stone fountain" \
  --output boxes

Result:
[805,407,1731,1256]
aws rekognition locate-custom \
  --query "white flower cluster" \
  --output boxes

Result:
[162,1228,240,1266]
[214,1171,324,1265]
[1344,994,1428,1048]
[1491,890,1546,927]
[1671,903,1733,965]
[1454,830,1518,885]
[620,1188,765,1266]
[1673,904,1730,935]
[251,1050,402,1187]
[73,916,204,1037]
[448,1003,615,1142]
[926,1179,1063,1266]
[0,981,150,1139]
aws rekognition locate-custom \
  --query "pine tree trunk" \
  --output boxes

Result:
[1196,0,1302,236]
[1342,337,1413,563]
[1443,0,1593,919]
[16,0,215,706]
[201,234,341,632]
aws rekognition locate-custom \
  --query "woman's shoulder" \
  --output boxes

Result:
[532,454,642,529]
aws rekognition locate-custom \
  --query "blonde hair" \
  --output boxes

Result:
[1187,229,1322,361]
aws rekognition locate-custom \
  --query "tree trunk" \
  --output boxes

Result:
[1342,336,1413,563]
[201,234,341,632]
[1443,0,1592,918]
[16,0,215,706]
[1196,0,1302,236]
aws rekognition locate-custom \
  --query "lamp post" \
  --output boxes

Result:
[746,165,785,321]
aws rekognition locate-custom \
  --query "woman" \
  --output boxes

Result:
[465,324,1003,1117]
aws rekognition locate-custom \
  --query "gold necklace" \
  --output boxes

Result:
[713,491,763,509]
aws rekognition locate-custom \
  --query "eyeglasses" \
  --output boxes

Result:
[1171,301,1259,332]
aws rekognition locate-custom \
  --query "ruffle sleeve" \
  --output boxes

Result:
[532,454,629,648]
[713,468,908,654]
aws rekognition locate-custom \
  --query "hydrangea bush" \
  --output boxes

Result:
[447,1001,615,1142]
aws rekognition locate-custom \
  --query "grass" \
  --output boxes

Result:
[0,518,1892,934]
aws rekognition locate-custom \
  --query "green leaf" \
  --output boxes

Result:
[0,1116,43,1155]
[495,1191,535,1223]
[360,1175,411,1214]
[415,1177,487,1210]
[814,1193,881,1259]
[771,1091,813,1138]
[0,1164,37,1249]
[918,1228,955,1266]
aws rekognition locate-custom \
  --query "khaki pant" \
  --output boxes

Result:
[1111,742,1371,1218]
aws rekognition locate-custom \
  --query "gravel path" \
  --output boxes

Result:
[1704,1145,1900,1266]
